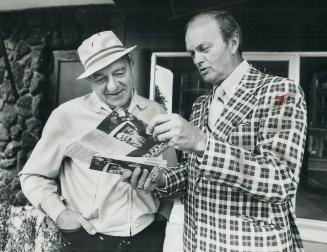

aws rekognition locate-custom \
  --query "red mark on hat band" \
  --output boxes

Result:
[274,92,288,111]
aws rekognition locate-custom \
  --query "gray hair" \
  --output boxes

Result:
[186,11,242,52]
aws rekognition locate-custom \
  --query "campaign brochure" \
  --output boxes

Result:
[66,107,168,178]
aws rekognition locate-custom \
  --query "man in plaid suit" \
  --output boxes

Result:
[124,11,307,252]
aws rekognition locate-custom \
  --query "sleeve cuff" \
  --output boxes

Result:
[40,196,67,222]
[156,174,168,192]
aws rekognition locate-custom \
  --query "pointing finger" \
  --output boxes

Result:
[152,121,172,140]
[147,114,171,134]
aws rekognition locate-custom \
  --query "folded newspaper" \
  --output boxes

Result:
[66,107,168,178]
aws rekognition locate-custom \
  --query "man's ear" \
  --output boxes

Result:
[229,33,240,55]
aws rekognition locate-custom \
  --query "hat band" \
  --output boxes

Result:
[85,48,126,70]
[84,45,125,67]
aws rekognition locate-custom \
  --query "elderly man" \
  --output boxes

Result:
[127,11,307,252]
[20,31,175,252]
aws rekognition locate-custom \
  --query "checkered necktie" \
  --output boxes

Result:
[208,85,226,129]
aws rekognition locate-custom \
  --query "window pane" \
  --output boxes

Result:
[296,57,327,221]
[247,60,289,78]
[155,57,211,120]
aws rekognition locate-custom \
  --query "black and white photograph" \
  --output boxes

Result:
[0,0,327,251]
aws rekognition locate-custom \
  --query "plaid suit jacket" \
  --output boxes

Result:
[156,66,307,252]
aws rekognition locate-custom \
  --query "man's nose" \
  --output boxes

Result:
[193,51,204,65]
[106,77,119,92]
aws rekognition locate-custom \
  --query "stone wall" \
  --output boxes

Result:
[0,6,124,251]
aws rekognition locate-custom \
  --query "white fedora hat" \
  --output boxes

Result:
[77,31,137,79]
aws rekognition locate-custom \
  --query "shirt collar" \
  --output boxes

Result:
[215,60,250,99]
[128,89,147,112]
[89,89,147,114]
[89,91,111,113]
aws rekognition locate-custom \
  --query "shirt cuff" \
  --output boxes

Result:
[40,196,67,222]
[156,174,168,192]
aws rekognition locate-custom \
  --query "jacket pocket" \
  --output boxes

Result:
[235,213,282,231]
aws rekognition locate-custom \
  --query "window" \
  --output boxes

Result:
[50,51,91,110]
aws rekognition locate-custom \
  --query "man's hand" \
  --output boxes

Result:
[55,209,96,235]
[120,167,166,192]
[147,114,207,153]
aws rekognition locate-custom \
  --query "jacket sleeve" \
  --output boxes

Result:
[19,109,67,221]
[155,158,189,199]
[199,80,307,204]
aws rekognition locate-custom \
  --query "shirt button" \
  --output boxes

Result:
[194,212,198,220]
[204,174,213,180]
[232,120,238,127]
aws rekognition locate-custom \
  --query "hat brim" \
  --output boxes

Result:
[77,45,137,80]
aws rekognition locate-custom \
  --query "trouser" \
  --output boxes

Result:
[60,220,167,252]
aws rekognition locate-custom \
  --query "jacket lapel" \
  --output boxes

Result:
[210,67,264,140]
[199,95,212,134]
